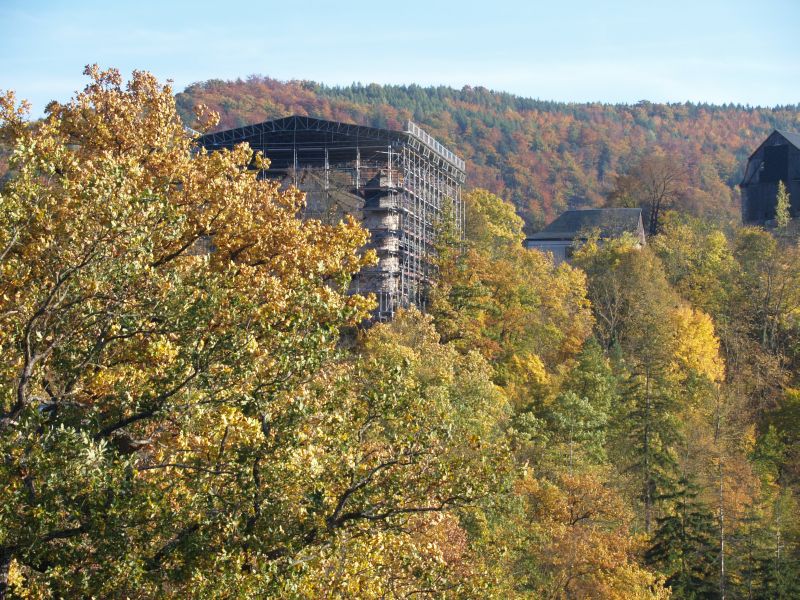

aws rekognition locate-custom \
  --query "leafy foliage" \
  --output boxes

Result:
[0,68,509,598]
[2,67,800,599]
[776,180,792,230]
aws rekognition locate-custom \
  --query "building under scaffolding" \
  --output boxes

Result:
[198,116,466,320]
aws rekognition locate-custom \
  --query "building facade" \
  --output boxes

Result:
[198,116,465,320]
[740,130,800,225]
[525,208,645,265]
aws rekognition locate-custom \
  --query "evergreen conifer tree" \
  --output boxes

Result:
[646,477,719,598]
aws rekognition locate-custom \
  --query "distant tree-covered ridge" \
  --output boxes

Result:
[176,76,800,231]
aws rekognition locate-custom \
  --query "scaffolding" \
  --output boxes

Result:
[198,115,466,320]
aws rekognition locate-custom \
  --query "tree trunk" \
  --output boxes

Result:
[747,521,754,600]
[776,504,782,565]
[0,548,12,600]
[644,367,652,534]
[719,468,726,600]
[716,393,726,600]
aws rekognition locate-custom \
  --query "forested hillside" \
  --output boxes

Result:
[176,77,800,229]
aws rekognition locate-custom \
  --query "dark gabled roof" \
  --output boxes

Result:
[746,129,800,161]
[776,130,800,150]
[527,208,643,241]
[740,130,800,187]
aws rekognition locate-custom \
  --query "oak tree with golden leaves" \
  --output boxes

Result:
[0,66,377,597]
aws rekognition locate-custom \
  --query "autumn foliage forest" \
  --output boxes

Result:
[176,76,800,230]
[0,68,799,599]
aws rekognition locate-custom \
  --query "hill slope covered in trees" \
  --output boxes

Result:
[176,77,800,230]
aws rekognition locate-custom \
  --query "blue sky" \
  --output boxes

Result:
[1,0,798,116]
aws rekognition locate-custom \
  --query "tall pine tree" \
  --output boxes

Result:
[647,477,719,598]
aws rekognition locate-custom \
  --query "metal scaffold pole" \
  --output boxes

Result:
[197,116,465,321]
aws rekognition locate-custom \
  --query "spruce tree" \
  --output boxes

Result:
[646,477,719,598]
[752,490,800,599]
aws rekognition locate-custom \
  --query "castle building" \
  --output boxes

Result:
[198,116,465,320]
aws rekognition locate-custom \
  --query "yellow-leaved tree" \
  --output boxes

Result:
[430,188,593,404]
[0,66,523,600]
[0,66,378,597]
